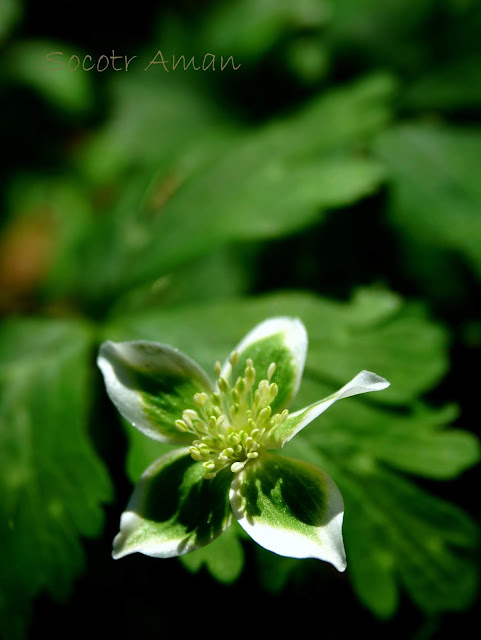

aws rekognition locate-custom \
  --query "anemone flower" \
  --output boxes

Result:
[98,317,389,571]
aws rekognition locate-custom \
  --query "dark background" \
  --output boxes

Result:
[1,1,480,638]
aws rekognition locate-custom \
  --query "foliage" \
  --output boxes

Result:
[0,319,111,637]
[0,1,480,639]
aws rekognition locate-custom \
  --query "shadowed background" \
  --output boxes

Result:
[0,1,480,638]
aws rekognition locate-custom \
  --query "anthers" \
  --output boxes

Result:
[174,352,288,478]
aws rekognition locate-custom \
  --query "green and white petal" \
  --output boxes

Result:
[98,340,213,444]
[113,448,233,559]
[221,317,307,413]
[230,453,346,571]
[269,370,390,448]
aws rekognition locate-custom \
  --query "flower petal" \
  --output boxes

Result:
[98,340,213,444]
[221,317,307,413]
[230,453,346,571]
[269,370,390,448]
[113,448,233,559]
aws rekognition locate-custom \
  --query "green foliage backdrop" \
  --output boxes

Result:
[0,1,480,639]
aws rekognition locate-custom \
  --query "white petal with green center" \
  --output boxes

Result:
[230,453,346,571]
[221,317,307,414]
[269,370,390,448]
[113,448,233,559]
[98,340,213,444]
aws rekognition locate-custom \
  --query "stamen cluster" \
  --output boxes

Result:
[175,352,288,478]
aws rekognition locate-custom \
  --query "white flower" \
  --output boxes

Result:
[98,317,389,571]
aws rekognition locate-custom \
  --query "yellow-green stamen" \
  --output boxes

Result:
[175,353,288,478]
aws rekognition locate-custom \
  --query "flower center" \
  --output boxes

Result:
[174,352,289,478]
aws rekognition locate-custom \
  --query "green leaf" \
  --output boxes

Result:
[79,74,392,301]
[98,340,212,444]
[285,36,331,84]
[124,428,175,483]
[341,488,398,618]
[113,449,233,559]
[338,454,477,615]
[0,0,21,44]
[105,288,478,612]
[404,56,481,111]
[373,123,481,286]
[401,4,481,110]
[110,246,254,316]
[4,175,94,300]
[255,546,304,594]
[231,452,346,570]
[200,0,328,61]
[179,522,244,584]
[0,318,112,639]
[329,0,433,72]
[3,40,94,115]
[78,73,227,184]
[295,380,479,480]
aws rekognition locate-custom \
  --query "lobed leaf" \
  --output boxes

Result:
[374,123,481,289]
[0,318,112,639]
[78,75,392,301]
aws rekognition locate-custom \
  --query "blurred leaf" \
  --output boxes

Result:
[328,0,434,71]
[3,175,94,302]
[0,208,53,315]
[0,0,21,44]
[402,3,481,111]
[404,56,481,111]
[255,546,305,593]
[286,36,331,84]
[179,522,244,584]
[110,246,254,317]
[373,123,481,288]
[79,74,392,302]
[78,74,229,184]
[296,377,478,480]
[0,318,112,639]
[200,0,329,61]
[3,40,94,115]
[104,288,478,614]
[125,427,174,482]
[446,0,479,10]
